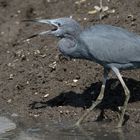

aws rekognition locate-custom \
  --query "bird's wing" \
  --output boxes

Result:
[80,25,140,64]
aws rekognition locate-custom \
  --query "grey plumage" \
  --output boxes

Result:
[24,17,140,127]
[79,25,140,69]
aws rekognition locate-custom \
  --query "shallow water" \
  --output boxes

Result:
[0,116,139,140]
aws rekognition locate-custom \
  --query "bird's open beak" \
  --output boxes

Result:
[22,19,59,40]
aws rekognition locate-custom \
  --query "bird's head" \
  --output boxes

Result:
[24,17,82,39]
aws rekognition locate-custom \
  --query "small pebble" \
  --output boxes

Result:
[75,0,86,5]
[15,21,20,25]
[11,113,18,117]
[73,79,78,83]
[83,17,87,21]
[43,94,49,98]
[1,32,4,35]
[7,99,12,103]
[34,92,38,95]
[34,114,39,117]
[60,111,63,114]
[88,10,98,14]
[17,10,21,14]
[9,74,14,80]
[49,61,57,69]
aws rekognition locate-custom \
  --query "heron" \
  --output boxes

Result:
[24,17,140,127]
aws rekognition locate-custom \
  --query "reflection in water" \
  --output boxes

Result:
[0,117,139,140]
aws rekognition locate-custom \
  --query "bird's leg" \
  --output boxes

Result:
[111,67,130,128]
[99,0,103,20]
[75,69,109,126]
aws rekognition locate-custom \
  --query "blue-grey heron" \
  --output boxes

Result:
[24,17,140,127]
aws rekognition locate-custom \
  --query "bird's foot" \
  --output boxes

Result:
[73,121,81,128]
[116,120,123,128]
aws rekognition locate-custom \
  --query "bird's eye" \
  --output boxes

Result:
[55,22,61,27]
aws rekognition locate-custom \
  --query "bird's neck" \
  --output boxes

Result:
[58,37,78,57]
[63,34,79,41]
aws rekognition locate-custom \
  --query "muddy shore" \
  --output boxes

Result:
[0,0,140,133]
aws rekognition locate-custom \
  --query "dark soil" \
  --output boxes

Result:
[0,0,140,131]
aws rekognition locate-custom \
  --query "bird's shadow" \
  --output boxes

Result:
[29,77,140,112]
